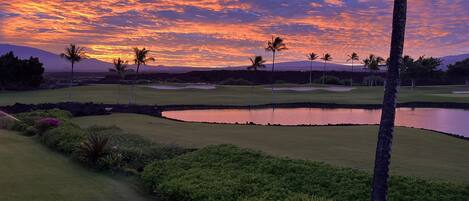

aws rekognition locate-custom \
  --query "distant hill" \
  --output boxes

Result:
[1,44,467,73]
[438,54,469,70]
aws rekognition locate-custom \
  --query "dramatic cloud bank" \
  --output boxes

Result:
[1,0,468,67]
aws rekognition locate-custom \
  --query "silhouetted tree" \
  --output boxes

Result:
[320,53,332,84]
[447,58,469,86]
[131,47,155,104]
[0,52,44,90]
[371,1,407,201]
[247,56,266,101]
[363,54,385,86]
[265,36,287,92]
[307,52,319,85]
[109,58,129,104]
[402,56,441,88]
[347,52,359,86]
[60,44,86,100]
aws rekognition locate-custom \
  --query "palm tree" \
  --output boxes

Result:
[320,53,332,84]
[265,36,287,92]
[131,47,155,104]
[371,1,407,201]
[60,44,86,101]
[307,52,319,85]
[363,54,385,86]
[347,52,359,86]
[109,58,129,104]
[247,56,266,104]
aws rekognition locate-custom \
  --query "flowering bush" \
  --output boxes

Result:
[35,117,62,135]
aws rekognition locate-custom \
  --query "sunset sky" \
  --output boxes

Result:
[1,0,468,67]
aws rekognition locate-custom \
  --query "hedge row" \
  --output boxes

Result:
[12,109,191,173]
[142,145,469,201]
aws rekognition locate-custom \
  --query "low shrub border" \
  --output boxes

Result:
[142,144,469,201]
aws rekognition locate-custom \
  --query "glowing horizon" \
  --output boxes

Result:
[1,0,468,67]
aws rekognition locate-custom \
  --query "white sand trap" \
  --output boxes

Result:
[267,86,355,92]
[146,84,216,90]
[452,91,469,94]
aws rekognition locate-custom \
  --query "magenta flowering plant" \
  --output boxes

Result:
[35,117,62,134]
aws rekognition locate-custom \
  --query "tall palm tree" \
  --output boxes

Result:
[131,47,155,104]
[371,1,407,201]
[347,52,359,86]
[320,53,332,84]
[307,52,319,85]
[109,58,129,104]
[60,44,86,101]
[247,56,266,104]
[265,36,287,92]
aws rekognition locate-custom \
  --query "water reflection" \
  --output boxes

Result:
[163,108,469,137]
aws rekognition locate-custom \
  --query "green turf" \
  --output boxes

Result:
[1,84,469,106]
[0,129,151,201]
[74,113,469,183]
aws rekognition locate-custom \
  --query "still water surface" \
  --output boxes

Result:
[163,108,469,137]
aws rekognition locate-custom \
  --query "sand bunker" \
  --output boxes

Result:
[146,84,216,90]
[266,86,355,92]
[452,91,469,94]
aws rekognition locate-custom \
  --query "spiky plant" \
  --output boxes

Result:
[78,134,110,165]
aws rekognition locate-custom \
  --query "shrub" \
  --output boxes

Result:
[315,76,341,85]
[41,122,86,154]
[77,134,110,166]
[13,109,72,132]
[22,126,39,136]
[339,79,352,86]
[35,117,61,135]
[85,126,192,171]
[0,117,16,130]
[219,78,253,85]
[142,145,469,201]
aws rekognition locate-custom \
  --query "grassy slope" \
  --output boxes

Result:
[0,129,151,201]
[74,113,469,183]
[1,84,469,106]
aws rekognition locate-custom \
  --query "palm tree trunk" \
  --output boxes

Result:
[370,1,407,201]
[271,51,276,94]
[351,61,354,86]
[322,60,326,85]
[69,62,74,101]
[309,60,313,86]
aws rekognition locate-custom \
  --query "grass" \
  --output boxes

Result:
[1,84,469,106]
[73,113,469,183]
[0,129,151,201]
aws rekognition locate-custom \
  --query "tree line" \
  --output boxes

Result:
[0,51,44,90]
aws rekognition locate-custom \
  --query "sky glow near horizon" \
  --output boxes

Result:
[0,0,468,67]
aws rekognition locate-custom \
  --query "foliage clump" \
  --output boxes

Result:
[142,145,469,201]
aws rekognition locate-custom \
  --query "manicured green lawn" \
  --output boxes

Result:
[0,129,151,201]
[1,84,469,106]
[74,113,469,183]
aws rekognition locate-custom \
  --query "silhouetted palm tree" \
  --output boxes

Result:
[131,47,155,104]
[371,1,407,200]
[247,56,266,104]
[265,36,287,92]
[109,58,129,104]
[363,54,385,86]
[307,52,319,85]
[347,52,359,86]
[320,53,332,84]
[60,44,86,101]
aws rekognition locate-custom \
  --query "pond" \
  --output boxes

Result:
[163,107,469,137]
